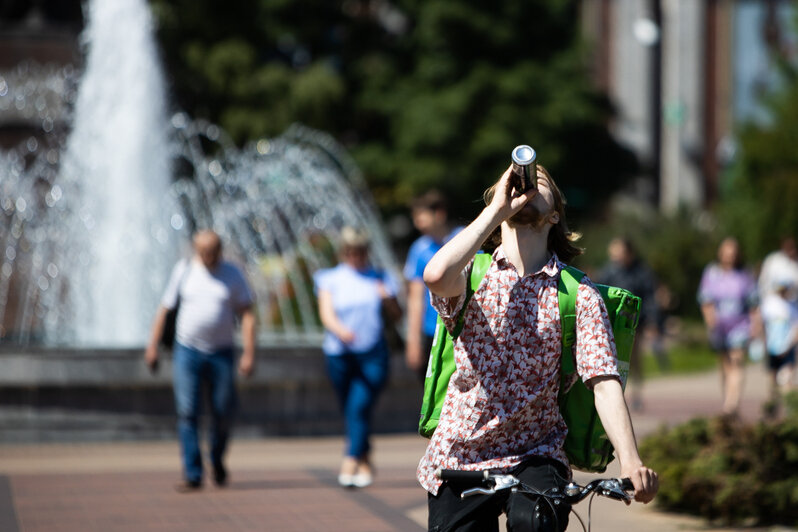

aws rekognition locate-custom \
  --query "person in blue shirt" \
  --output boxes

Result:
[403,191,462,381]
[760,279,798,412]
[315,227,402,488]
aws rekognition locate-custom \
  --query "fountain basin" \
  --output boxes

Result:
[0,346,422,442]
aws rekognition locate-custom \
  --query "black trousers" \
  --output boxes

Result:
[427,457,571,532]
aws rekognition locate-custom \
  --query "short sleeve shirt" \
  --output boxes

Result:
[161,259,254,353]
[403,228,463,337]
[417,247,619,495]
[759,251,798,298]
[697,264,758,334]
[761,293,798,356]
[314,264,399,355]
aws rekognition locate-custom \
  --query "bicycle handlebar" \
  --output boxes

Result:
[434,469,634,504]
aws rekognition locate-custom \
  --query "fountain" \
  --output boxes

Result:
[0,0,417,441]
[0,0,401,348]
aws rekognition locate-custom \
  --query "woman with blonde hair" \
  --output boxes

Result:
[315,227,402,488]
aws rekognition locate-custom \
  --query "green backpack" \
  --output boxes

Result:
[417,253,641,473]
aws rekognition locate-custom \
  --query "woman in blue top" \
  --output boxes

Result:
[315,227,402,488]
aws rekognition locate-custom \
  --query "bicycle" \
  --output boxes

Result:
[436,468,634,532]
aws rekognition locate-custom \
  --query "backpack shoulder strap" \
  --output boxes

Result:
[452,253,492,337]
[470,253,492,291]
[558,265,585,376]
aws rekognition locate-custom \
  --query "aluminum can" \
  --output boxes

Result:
[511,145,537,192]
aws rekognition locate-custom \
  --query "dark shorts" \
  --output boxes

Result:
[768,347,796,372]
[427,456,571,532]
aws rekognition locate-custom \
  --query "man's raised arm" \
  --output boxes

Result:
[423,166,535,297]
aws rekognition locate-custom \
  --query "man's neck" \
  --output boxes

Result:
[500,223,551,277]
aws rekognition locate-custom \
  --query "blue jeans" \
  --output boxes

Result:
[172,342,237,483]
[325,341,389,458]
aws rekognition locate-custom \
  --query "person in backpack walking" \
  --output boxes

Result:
[419,164,658,532]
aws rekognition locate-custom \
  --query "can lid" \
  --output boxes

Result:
[512,145,536,165]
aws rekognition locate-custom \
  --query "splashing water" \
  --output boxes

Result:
[57,0,178,346]
[0,0,400,348]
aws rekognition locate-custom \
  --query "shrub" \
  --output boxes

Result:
[639,392,798,527]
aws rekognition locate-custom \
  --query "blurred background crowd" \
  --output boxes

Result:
[3,1,798,527]
[1,0,798,421]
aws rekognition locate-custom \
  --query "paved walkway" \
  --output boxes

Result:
[0,364,784,531]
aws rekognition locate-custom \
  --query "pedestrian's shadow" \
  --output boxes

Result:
[226,469,422,491]
[226,477,328,491]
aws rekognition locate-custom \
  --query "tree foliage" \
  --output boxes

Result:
[576,207,716,318]
[718,29,798,261]
[150,0,637,221]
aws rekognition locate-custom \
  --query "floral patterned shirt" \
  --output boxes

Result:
[417,247,620,495]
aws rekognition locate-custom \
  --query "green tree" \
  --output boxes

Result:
[351,0,637,220]
[150,0,637,220]
[718,27,798,261]
[151,0,351,140]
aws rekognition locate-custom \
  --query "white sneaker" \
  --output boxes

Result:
[337,473,355,488]
[352,472,373,488]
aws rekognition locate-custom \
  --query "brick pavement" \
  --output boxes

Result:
[0,364,782,531]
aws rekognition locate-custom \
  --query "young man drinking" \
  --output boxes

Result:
[418,164,658,532]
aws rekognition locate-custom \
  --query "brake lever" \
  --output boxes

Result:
[597,479,633,502]
[461,487,497,498]
[460,475,521,499]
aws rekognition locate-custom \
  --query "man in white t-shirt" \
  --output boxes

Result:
[145,230,256,492]
[759,237,798,300]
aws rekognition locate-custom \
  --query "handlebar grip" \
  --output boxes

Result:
[619,478,634,491]
[435,469,490,482]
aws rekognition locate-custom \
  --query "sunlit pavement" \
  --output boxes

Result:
[0,363,777,531]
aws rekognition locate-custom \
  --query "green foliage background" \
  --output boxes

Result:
[574,208,717,318]
[150,0,637,223]
[149,1,798,313]
[718,56,798,261]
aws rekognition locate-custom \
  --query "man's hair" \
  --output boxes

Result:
[411,189,448,213]
[483,165,583,263]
